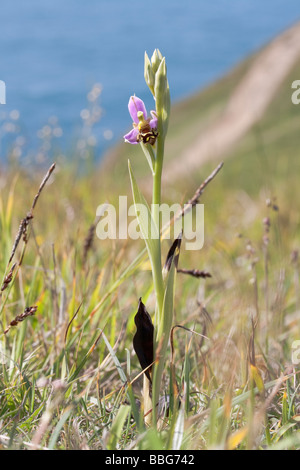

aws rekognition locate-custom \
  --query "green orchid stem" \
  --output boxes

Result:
[151,136,164,324]
[151,134,167,425]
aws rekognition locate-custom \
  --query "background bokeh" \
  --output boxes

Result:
[1,0,300,160]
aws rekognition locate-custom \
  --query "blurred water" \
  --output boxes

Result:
[1,0,300,162]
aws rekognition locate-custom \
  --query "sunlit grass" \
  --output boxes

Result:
[0,150,299,450]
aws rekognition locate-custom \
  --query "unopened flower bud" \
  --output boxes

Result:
[144,52,155,95]
[151,49,163,74]
[154,58,170,138]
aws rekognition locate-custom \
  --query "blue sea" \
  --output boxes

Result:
[1,0,300,162]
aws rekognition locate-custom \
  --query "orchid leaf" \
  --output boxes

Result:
[128,160,161,282]
[152,234,182,418]
[140,142,155,174]
[133,298,154,382]
[160,234,182,338]
[159,258,176,341]
[152,255,176,420]
[163,233,182,274]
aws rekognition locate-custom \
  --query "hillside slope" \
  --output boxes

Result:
[100,21,300,199]
[162,21,300,184]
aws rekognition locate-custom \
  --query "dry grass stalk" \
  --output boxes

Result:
[82,222,96,265]
[4,305,38,334]
[162,161,224,238]
[0,262,17,293]
[82,212,103,266]
[177,268,212,279]
[8,162,56,264]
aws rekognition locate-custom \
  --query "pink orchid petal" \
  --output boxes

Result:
[149,111,158,129]
[128,96,148,123]
[124,127,139,144]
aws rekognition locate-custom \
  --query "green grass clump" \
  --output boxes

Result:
[0,152,299,450]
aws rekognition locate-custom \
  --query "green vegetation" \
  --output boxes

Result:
[0,49,300,450]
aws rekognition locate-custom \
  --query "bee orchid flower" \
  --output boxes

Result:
[124,96,158,145]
